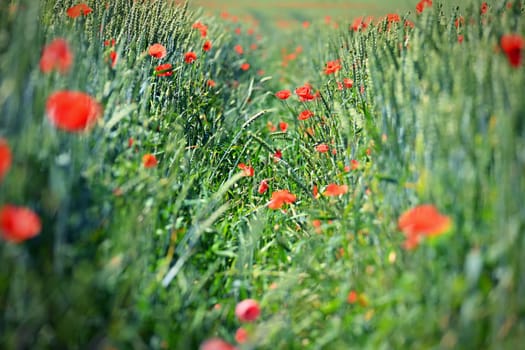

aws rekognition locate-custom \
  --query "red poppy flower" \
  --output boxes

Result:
[416,0,432,14]
[404,20,415,28]
[200,338,236,350]
[343,78,354,88]
[312,219,322,233]
[454,16,464,28]
[185,51,197,64]
[203,40,212,52]
[0,205,41,243]
[235,327,248,344]
[398,204,452,250]
[267,121,277,132]
[207,79,216,87]
[386,13,401,25]
[323,183,348,196]
[481,2,488,14]
[142,153,158,168]
[298,110,314,121]
[192,21,208,37]
[273,149,282,160]
[275,90,291,100]
[313,184,319,198]
[351,159,359,170]
[250,43,257,51]
[128,137,134,148]
[234,44,244,55]
[268,189,296,209]
[458,35,464,44]
[279,121,288,132]
[295,84,315,101]
[234,27,241,35]
[302,21,310,28]
[40,38,73,74]
[324,59,341,75]
[46,91,102,132]
[351,16,373,32]
[66,3,93,18]
[238,163,254,177]
[235,299,261,322]
[240,63,250,71]
[501,34,524,67]
[258,179,269,194]
[155,63,173,77]
[347,290,358,304]
[148,43,167,59]
[108,50,117,67]
[0,138,12,182]
[315,144,329,153]
[104,38,116,47]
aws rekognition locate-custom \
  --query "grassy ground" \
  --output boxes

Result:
[1,0,524,349]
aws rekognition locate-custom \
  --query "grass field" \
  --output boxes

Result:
[1,0,524,349]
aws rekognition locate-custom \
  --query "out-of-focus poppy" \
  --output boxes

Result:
[46,91,102,132]
[0,205,41,243]
[185,51,197,63]
[268,190,296,209]
[0,139,12,182]
[66,3,92,18]
[40,38,73,74]
[142,153,158,168]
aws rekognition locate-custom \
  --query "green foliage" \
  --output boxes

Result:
[0,0,524,349]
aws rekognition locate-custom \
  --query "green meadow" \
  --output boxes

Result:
[0,0,524,349]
